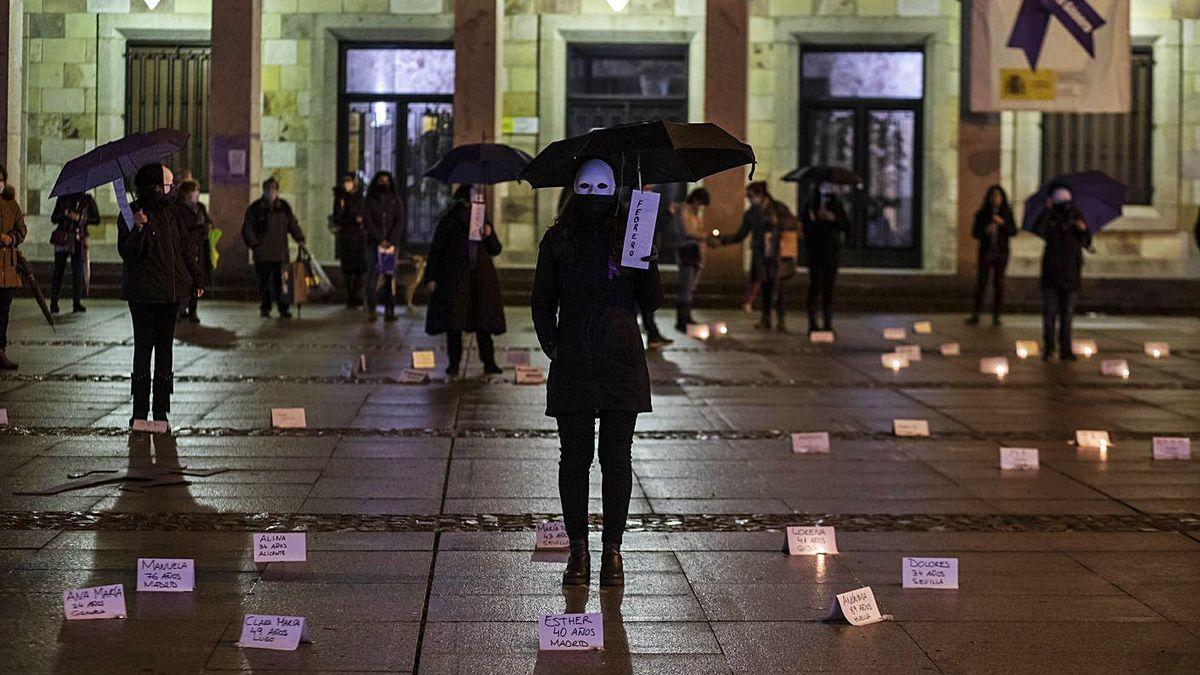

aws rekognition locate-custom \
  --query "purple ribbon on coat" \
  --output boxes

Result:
[1006,0,1107,71]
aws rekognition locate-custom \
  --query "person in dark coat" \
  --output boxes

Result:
[714,182,786,329]
[49,191,99,314]
[175,180,213,324]
[363,171,406,320]
[800,182,849,334]
[1032,184,1092,361]
[531,158,662,589]
[967,184,1018,326]
[118,164,205,425]
[673,187,710,331]
[331,172,366,308]
[423,185,505,376]
[0,165,27,371]
[241,176,305,318]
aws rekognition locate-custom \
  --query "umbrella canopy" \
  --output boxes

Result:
[519,120,755,188]
[424,142,533,185]
[49,129,189,198]
[782,165,862,187]
[1022,171,1126,236]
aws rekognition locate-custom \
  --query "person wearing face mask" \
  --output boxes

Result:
[673,187,710,331]
[423,185,505,377]
[175,180,212,324]
[242,176,305,319]
[49,191,99,314]
[967,185,1018,326]
[331,172,366,308]
[714,182,787,330]
[0,165,27,370]
[532,158,662,588]
[1032,184,1091,361]
[363,171,406,321]
[801,182,849,334]
[119,164,205,425]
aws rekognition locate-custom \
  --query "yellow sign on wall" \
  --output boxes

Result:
[998,68,1056,100]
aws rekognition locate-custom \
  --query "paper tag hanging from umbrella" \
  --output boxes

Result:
[469,189,486,242]
[621,155,659,270]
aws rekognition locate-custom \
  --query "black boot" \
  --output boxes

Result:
[599,543,624,587]
[151,372,173,422]
[130,372,151,425]
[562,538,590,587]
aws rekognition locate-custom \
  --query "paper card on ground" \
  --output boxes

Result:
[137,558,195,592]
[999,447,1039,471]
[810,331,835,343]
[270,408,306,429]
[1075,430,1111,448]
[1144,342,1170,358]
[882,353,910,370]
[63,584,126,620]
[621,189,659,270]
[1014,340,1040,358]
[400,368,430,384]
[791,432,831,455]
[1071,339,1098,356]
[913,321,933,334]
[686,323,711,340]
[253,533,307,563]
[896,345,922,362]
[411,351,436,369]
[1101,359,1130,378]
[883,328,906,340]
[0,408,7,426]
[786,526,838,555]
[1152,437,1191,461]
[237,615,310,651]
[940,342,961,356]
[131,419,170,434]
[515,365,545,385]
[979,356,1009,375]
[535,521,570,550]
[468,200,486,242]
[902,557,959,589]
[826,586,884,626]
[504,349,531,367]
[894,419,930,437]
[538,613,603,650]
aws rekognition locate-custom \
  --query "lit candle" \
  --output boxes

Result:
[891,358,902,372]
[1152,349,1161,359]
[714,322,729,336]
[1121,368,1130,380]
[1017,347,1028,359]
[711,229,720,237]
[1083,346,1093,357]
[996,364,1008,379]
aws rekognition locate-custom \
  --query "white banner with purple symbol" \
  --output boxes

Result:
[970,0,1130,112]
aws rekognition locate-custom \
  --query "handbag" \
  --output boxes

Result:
[50,227,71,247]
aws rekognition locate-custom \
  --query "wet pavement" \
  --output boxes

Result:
[1,300,1198,673]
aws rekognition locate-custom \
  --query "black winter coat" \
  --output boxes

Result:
[531,213,662,417]
[332,187,366,272]
[801,195,848,268]
[1033,208,1092,290]
[118,198,204,303]
[241,197,304,264]
[364,192,406,249]
[179,200,214,287]
[422,203,506,336]
[50,193,100,242]
[972,205,1018,257]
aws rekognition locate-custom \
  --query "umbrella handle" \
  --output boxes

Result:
[114,181,136,232]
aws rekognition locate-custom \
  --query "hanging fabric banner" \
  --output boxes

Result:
[969,0,1130,113]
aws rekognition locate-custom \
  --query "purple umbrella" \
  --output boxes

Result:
[50,129,189,230]
[1022,171,1126,236]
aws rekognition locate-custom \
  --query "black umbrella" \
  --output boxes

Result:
[782,165,862,187]
[14,252,54,332]
[50,129,189,230]
[519,120,755,188]
[424,143,532,185]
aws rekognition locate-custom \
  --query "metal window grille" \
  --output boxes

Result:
[125,43,212,187]
[1041,48,1154,205]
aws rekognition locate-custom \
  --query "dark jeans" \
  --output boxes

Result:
[130,302,176,377]
[255,262,288,314]
[676,264,701,327]
[556,410,638,546]
[446,331,497,370]
[1041,287,1078,354]
[51,243,85,307]
[638,301,663,339]
[343,270,363,306]
[364,244,379,312]
[806,261,837,331]
[972,252,1009,319]
[0,287,12,349]
[761,259,784,325]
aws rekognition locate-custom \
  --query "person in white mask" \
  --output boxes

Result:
[531,158,662,588]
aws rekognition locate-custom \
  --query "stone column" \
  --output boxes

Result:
[0,0,21,188]
[703,0,749,282]
[453,0,500,146]
[208,0,262,280]
[958,0,1001,278]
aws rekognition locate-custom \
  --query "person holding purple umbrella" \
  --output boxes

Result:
[1032,184,1091,362]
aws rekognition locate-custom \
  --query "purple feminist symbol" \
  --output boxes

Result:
[1006,0,1107,71]
[607,259,619,280]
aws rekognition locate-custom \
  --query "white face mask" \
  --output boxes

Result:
[573,159,615,196]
